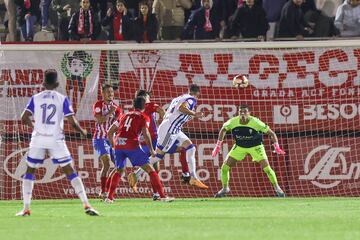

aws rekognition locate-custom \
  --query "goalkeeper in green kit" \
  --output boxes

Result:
[212,105,286,198]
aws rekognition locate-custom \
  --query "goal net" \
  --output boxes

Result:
[1,41,360,200]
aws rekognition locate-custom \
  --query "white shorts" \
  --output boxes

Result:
[27,140,72,168]
[157,121,190,152]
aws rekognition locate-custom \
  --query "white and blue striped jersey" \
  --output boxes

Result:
[162,94,197,134]
[24,90,74,142]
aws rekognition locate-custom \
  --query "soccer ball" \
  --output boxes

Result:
[232,74,249,88]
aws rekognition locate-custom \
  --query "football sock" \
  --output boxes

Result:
[263,166,278,186]
[185,144,197,178]
[68,173,89,206]
[149,171,165,198]
[106,170,115,192]
[108,171,121,200]
[221,164,230,188]
[100,176,108,193]
[22,173,34,210]
[180,149,189,173]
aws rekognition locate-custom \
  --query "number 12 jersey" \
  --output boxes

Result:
[24,90,74,144]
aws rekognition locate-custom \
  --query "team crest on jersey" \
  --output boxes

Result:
[60,51,94,112]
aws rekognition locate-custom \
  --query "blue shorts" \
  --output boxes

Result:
[93,139,114,159]
[114,147,150,169]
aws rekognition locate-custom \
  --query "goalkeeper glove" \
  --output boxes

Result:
[212,140,223,157]
[273,143,286,155]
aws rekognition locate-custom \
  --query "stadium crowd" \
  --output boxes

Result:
[0,0,359,42]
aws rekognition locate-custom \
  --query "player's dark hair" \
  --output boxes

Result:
[102,84,113,91]
[133,97,146,110]
[43,69,59,89]
[135,89,151,98]
[239,104,250,111]
[189,84,200,94]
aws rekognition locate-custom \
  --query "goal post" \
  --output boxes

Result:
[1,40,360,200]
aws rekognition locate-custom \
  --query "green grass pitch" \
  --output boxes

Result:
[1,198,360,240]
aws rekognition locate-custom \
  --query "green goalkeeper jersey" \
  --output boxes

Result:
[223,116,270,148]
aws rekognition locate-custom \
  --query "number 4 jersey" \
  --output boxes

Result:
[24,90,74,145]
[113,110,150,150]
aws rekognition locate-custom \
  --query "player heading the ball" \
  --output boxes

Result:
[130,84,208,189]
[212,104,286,198]
[128,90,191,200]
[17,69,99,216]
[105,97,174,202]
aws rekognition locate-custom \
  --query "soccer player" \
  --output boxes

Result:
[128,90,191,199]
[128,90,192,197]
[92,84,122,199]
[212,104,286,198]
[135,90,165,172]
[129,84,208,189]
[16,70,98,216]
[105,97,174,203]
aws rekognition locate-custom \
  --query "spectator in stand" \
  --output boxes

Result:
[52,1,80,40]
[228,0,269,40]
[102,1,131,90]
[224,0,244,22]
[102,0,132,41]
[278,0,313,40]
[4,0,17,41]
[334,0,360,37]
[152,0,192,40]
[182,0,220,40]
[124,0,141,17]
[90,0,107,20]
[133,1,158,43]
[68,0,101,41]
[262,0,287,39]
[15,0,41,41]
[301,0,335,37]
[40,0,52,32]
[221,0,245,38]
[184,0,199,23]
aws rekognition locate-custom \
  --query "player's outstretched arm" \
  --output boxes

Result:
[266,128,285,155]
[141,127,155,156]
[66,115,88,137]
[21,110,34,128]
[212,127,227,157]
[107,123,118,148]
[178,102,203,118]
